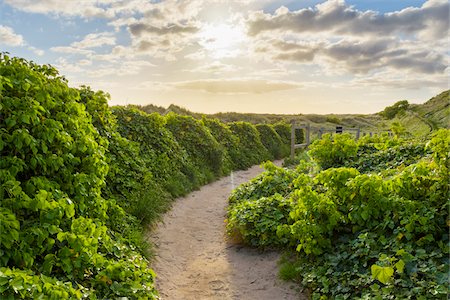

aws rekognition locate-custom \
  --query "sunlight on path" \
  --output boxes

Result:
[148,162,305,300]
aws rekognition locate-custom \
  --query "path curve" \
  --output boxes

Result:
[148,162,305,300]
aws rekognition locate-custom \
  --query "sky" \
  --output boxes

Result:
[0,0,448,114]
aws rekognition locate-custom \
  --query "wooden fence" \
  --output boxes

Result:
[289,122,393,159]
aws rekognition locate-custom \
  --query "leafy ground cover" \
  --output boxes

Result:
[227,129,449,299]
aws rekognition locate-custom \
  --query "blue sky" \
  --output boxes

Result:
[0,0,447,114]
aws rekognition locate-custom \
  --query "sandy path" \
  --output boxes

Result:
[148,162,305,300]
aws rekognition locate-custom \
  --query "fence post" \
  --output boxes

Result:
[356,128,360,140]
[318,128,323,139]
[306,123,311,146]
[290,121,295,159]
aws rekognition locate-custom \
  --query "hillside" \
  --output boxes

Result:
[138,90,449,136]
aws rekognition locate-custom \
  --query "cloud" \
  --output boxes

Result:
[3,0,115,18]
[247,1,448,76]
[352,71,449,90]
[50,46,94,55]
[71,32,116,49]
[86,60,155,77]
[0,25,24,46]
[129,22,199,37]
[28,46,45,56]
[247,0,449,40]
[186,61,238,74]
[0,25,45,56]
[174,78,300,94]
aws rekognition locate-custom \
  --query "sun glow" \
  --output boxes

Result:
[198,23,246,58]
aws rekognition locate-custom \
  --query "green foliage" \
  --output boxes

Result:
[326,115,342,124]
[227,129,450,299]
[227,194,293,248]
[390,121,407,136]
[165,113,224,185]
[309,133,358,169]
[272,122,292,158]
[256,124,285,159]
[345,140,427,173]
[381,100,409,119]
[229,162,297,205]
[201,117,236,175]
[0,54,158,298]
[112,106,192,196]
[228,121,271,169]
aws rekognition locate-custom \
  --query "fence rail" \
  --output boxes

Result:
[289,122,393,159]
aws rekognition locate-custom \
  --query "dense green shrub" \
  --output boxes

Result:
[228,121,271,169]
[345,141,427,173]
[228,162,297,205]
[272,122,291,158]
[79,87,169,227]
[256,124,284,159]
[227,194,293,248]
[227,129,449,299]
[273,122,304,158]
[309,133,358,169]
[0,54,158,298]
[112,106,193,196]
[165,113,224,185]
[201,117,236,175]
[381,100,409,119]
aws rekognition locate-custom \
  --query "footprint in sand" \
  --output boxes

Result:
[209,280,226,291]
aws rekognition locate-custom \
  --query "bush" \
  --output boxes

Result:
[201,117,236,175]
[227,194,293,248]
[308,133,358,169]
[112,106,192,196]
[228,121,271,169]
[0,54,158,299]
[381,100,409,119]
[256,124,284,159]
[165,113,224,185]
[78,87,170,227]
[227,130,450,299]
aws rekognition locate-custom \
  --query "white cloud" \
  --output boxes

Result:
[71,32,116,49]
[247,0,449,40]
[28,46,45,56]
[174,78,301,94]
[246,1,449,77]
[50,46,94,55]
[186,61,238,74]
[3,0,115,18]
[0,25,24,46]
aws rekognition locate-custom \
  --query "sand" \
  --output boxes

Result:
[148,162,306,300]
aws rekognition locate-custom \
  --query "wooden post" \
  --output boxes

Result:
[356,128,360,140]
[306,123,311,146]
[290,121,295,159]
[318,128,323,139]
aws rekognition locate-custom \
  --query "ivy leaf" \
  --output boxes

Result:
[395,259,405,274]
[371,264,394,284]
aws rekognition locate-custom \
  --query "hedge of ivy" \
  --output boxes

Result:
[228,121,271,169]
[256,124,284,160]
[227,129,449,299]
[165,113,224,186]
[0,54,292,299]
[0,54,158,299]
